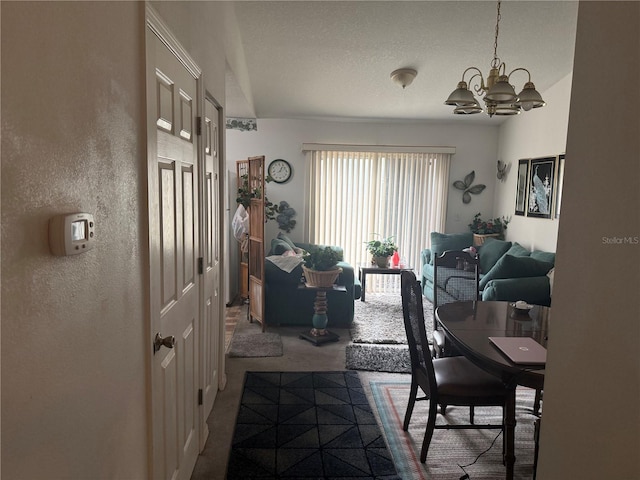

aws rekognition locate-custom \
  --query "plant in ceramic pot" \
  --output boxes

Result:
[365,235,398,268]
[302,247,343,287]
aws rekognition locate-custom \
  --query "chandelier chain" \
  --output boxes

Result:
[491,0,502,68]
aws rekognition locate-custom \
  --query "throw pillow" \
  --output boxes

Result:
[430,232,474,264]
[505,242,530,257]
[479,254,555,290]
[530,250,556,265]
[270,238,293,256]
[478,237,512,274]
[277,232,297,249]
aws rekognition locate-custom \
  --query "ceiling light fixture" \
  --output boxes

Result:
[444,0,546,117]
[390,68,417,89]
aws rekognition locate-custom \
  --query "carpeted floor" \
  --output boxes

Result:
[228,318,283,358]
[370,380,538,480]
[346,293,435,373]
[226,371,401,479]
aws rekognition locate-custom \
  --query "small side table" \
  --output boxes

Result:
[298,284,346,346]
[358,264,414,302]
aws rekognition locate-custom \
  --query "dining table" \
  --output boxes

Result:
[435,300,549,480]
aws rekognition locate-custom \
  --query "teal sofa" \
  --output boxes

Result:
[421,232,555,307]
[264,234,362,327]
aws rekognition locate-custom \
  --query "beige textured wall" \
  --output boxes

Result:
[1,2,148,478]
[2,1,235,477]
[537,2,640,478]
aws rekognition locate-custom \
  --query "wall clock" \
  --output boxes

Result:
[268,159,292,184]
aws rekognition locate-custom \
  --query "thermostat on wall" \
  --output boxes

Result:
[49,212,95,256]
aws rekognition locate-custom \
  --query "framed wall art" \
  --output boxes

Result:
[554,154,565,218]
[527,156,556,219]
[514,159,530,216]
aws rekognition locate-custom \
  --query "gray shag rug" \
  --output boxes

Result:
[346,293,435,373]
[228,318,283,358]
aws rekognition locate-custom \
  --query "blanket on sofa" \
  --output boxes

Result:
[265,254,303,273]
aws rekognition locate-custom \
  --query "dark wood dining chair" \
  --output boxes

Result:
[400,270,508,463]
[533,417,542,479]
[432,250,480,358]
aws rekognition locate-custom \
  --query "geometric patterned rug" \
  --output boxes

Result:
[226,371,401,479]
[370,380,537,480]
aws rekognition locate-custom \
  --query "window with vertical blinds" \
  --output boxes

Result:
[304,146,452,294]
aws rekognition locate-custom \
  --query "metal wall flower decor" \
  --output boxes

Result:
[496,160,508,181]
[453,170,486,204]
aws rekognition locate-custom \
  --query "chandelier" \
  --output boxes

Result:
[444,0,546,117]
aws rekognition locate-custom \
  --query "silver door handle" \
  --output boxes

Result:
[154,333,176,353]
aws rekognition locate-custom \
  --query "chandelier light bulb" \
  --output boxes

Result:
[515,81,546,111]
[445,81,477,106]
[485,75,517,103]
[454,102,483,115]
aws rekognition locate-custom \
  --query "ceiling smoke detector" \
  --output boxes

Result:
[390,68,417,89]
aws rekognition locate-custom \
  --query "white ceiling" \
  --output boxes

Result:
[227,1,579,125]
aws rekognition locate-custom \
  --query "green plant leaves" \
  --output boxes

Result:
[364,235,398,257]
[468,212,510,234]
[303,246,343,271]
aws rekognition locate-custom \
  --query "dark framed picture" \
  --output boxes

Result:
[554,154,565,218]
[527,156,556,219]
[515,159,530,216]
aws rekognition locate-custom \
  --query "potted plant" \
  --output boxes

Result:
[468,213,510,245]
[365,235,398,268]
[302,246,343,287]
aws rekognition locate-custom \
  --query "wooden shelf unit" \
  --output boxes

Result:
[236,160,249,300]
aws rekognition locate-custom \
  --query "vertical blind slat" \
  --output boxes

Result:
[307,149,450,294]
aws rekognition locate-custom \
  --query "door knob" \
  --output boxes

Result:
[154,333,176,353]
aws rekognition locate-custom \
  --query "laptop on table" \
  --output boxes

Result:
[489,336,547,365]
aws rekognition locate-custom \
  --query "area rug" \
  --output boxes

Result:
[226,371,400,479]
[228,319,283,358]
[346,293,435,373]
[370,380,537,480]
